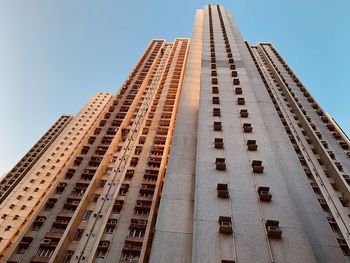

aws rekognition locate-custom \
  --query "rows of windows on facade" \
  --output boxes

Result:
[0,4,349,263]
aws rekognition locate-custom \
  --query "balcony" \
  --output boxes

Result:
[135,200,152,212]
[122,240,142,254]
[31,256,51,263]
[113,200,124,213]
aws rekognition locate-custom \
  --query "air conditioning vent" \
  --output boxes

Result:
[138,220,146,226]
[265,220,282,238]
[41,239,51,245]
[257,186,272,202]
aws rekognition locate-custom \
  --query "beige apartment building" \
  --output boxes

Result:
[0,4,349,263]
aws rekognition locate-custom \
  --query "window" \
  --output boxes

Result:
[17,236,33,254]
[121,253,140,261]
[130,157,139,167]
[36,248,54,258]
[63,250,74,263]
[128,229,144,238]
[73,229,84,241]
[45,198,57,210]
[106,225,115,234]
[100,180,106,188]
[92,194,100,203]
[83,210,92,221]
[126,170,134,180]
[96,250,107,259]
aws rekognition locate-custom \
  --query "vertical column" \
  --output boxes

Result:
[249,42,350,260]
[149,10,202,263]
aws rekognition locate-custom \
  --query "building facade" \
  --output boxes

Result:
[0,115,73,204]
[0,4,349,263]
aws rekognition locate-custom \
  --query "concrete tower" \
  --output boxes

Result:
[150,4,350,263]
[0,4,349,263]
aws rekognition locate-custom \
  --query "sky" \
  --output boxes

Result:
[0,0,349,176]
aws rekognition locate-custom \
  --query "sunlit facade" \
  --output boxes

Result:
[1,5,349,263]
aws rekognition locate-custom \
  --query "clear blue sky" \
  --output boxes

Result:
[0,0,349,175]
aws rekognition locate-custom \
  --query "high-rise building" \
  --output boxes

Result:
[0,115,73,204]
[0,4,349,263]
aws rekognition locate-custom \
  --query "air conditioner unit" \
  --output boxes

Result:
[101,241,109,247]
[138,221,146,226]
[221,221,230,227]
[41,239,51,245]
[72,200,80,205]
